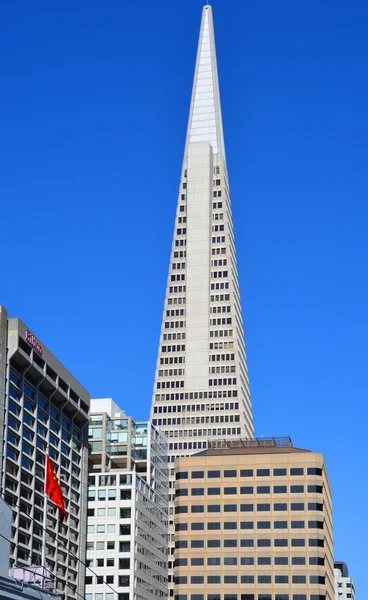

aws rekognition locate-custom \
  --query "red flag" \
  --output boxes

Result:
[45,454,66,524]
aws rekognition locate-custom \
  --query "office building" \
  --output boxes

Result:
[174,438,334,600]
[0,304,90,600]
[334,562,355,599]
[149,5,254,590]
[86,398,168,600]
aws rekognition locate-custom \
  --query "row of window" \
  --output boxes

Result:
[175,519,324,530]
[175,538,324,548]
[154,396,239,407]
[175,595,325,600]
[175,486,323,496]
[175,556,324,566]
[175,575,325,584]
[176,468,323,479]
[155,414,240,426]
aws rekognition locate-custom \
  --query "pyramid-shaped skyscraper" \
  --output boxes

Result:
[150,4,254,584]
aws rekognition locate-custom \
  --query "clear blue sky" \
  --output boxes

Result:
[1,0,366,592]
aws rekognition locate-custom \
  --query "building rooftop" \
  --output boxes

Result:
[194,437,312,456]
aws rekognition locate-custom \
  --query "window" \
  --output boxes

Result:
[258,576,271,584]
[224,487,237,494]
[240,539,254,547]
[191,540,204,548]
[308,503,323,511]
[175,596,187,600]
[308,485,323,493]
[207,557,220,565]
[310,576,325,584]
[224,470,237,477]
[208,505,220,512]
[241,576,254,584]
[191,576,204,584]
[240,487,253,494]
[175,541,188,549]
[257,503,270,511]
[176,471,188,480]
[176,559,188,567]
[208,487,220,495]
[224,522,237,529]
[275,557,288,564]
[208,596,220,600]
[257,486,270,494]
[208,470,220,478]
[308,520,324,529]
[274,521,287,529]
[96,542,104,550]
[192,471,204,479]
[275,576,289,584]
[291,503,304,511]
[192,596,204,600]
[175,577,188,584]
[273,468,287,476]
[207,522,220,530]
[292,576,306,584]
[241,557,254,565]
[207,576,221,584]
[191,504,204,513]
[176,488,188,497]
[224,504,237,512]
[176,506,188,514]
[192,523,204,531]
[291,521,305,529]
[274,539,288,546]
[258,557,271,565]
[240,469,253,477]
[307,467,322,476]
[290,468,304,475]
[257,521,270,529]
[257,539,271,547]
[292,596,306,600]
[241,504,253,511]
[224,539,237,547]
[274,486,287,493]
[207,540,220,547]
[274,503,287,511]
[192,488,204,496]
[224,576,237,583]
[309,556,324,565]
[240,521,253,529]
[291,539,305,547]
[257,469,270,476]
[107,541,115,549]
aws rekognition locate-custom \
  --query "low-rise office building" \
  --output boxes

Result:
[0,304,90,600]
[174,437,334,600]
[86,399,168,600]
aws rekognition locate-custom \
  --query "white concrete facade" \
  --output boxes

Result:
[150,5,254,595]
[334,564,355,599]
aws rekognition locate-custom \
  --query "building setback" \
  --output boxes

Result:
[86,398,168,600]
[0,304,90,600]
[173,438,334,600]
[149,5,254,592]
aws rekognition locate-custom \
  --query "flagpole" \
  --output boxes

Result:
[41,450,48,586]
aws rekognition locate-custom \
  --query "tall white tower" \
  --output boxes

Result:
[150,5,254,592]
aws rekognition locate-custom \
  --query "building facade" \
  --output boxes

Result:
[149,5,254,591]
[0,304,90,600]
[86,398,168,600]
[334,562,355,600]
[174,438,334,600]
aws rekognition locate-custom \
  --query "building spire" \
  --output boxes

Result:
[184,5,226,161]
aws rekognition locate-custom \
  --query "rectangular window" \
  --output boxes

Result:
[257,539,271,547]
[274,503,287,511]
[257,521,270,529]
[207,576,221,584]
[307,467,323,476]
[274,539,288,547]
[240,504,253,512]
[241,557,254,565]
[257,503,270,511]
[208,505,220,512]
[208,488,220,495]
[258,576,271,584]
[224,576,237,584]
[191,523,204,531]
[208,470,220,478]
[275,576,289,584]
[207,540,220,548]
[257,486,270,494]
[224,487,237,494]
[291,503,304,511]
[291,539,305,547]
[290,468,304,475]
[240,539,254,547]
[291,521,305,528]
[290,485,304,493]
[191,576,204,584]
[292,557,306,565]
[207,558,220,565]
[224,470,237,477]
[275,557,288,564]
[224,539,237,547]
[192,471,204,479]
[274,521,287,529]
[191,505,204,513]
[192,488,204,496]
[240,521,254,530]
[274,486,287,493]
[273,468,287,476]
[176,471,188,480]
[224,504,237,512]
[240,469,253,477]
[207,522,220,530]
[191,540,204,548]
[257,469,270,476]
[240,576,254,584]
[257,557,271,565]
[224,522,237,530]
[240,487,253,494]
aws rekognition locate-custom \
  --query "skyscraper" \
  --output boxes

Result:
[150,5,254,592]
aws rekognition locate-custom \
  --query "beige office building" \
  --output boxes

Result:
[173,438,334,600]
